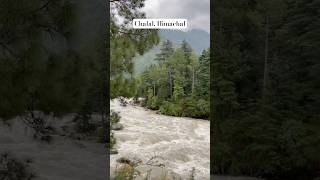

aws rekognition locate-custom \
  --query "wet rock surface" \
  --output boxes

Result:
[111,123,124,130]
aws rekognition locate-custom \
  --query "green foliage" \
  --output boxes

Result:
[0,0,107,119]
[110,0,159,98]
[97,123,107,144]
[159,99,209,118]
[196,50,210,97]
[74,113,96,135]
[110,110,121,125]
[155,40,174,62]
[111,77,139,98]
[139,41,210,119]
[172,83,184,102]
[0,153,36,180]
[110,131,116,149]
[109,111,120,148]
[146,96,160,110]
[159,101,182,117]
[192,99,210,118]
[212,0,320,179]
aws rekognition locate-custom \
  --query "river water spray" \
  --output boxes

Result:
[110,99,210,179]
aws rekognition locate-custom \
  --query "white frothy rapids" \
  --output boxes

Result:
[110,99,210,180]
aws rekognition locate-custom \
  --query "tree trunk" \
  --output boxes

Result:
[192,67,195,95]
[168,66,173,97]
[262,15,269,103]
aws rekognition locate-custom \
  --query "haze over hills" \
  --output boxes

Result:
[134,29,210,75]
[159,29,210,53]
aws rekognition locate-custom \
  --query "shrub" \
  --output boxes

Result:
[107,111,121,149]
[179,98,197,117]
[74,113,96,134]
[160,101,181,116]
[0,153,36,180]
[22,111,55,143]
[159,99,209,118]
[159,101,171,115]
[146,96,160,110]
[196,99,209,118]
[110,111,121,125]
[110,131,116,149]
[97,122,107,144]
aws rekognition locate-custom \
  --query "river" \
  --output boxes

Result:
[110,99,210,179]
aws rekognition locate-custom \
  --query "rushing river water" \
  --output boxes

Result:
[110,99,210,179]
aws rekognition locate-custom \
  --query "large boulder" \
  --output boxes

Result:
[119,97,128,106]
[111,123,124,130]
[110,164,182,180]
[135,165,181,180]
[110,148,118,154]
[111,157,183,180]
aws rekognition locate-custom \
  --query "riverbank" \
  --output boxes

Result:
[0,114,106,180]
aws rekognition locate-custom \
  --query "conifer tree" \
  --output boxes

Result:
[110,0,159,98]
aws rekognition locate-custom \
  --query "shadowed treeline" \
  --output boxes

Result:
[0,0,107,119]
[211,0,320,179]
[0,1,108,179]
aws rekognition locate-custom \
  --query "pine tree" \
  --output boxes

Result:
[138,41,210,119]
[196,49,210,98]
[211,0,320,179]
[154,40,175,97]
[110,0,159,98]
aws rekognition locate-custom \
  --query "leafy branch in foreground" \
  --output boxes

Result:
[20,111,54,143]
[110,0,159,98]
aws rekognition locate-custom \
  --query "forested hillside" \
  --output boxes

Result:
[134,29,210,74]
[212,0,320,179]
[137,40,210,118]
[159,29,210,54]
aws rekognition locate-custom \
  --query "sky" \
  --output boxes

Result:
[142,0,210,33]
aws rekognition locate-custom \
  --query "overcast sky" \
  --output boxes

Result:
[142,0,210,33]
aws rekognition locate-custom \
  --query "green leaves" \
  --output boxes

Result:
[110,0,159,97]
[0,1,107,119]
[138,40,210,119]
[212,0,320,179]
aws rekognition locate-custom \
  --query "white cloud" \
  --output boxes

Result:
[142,0,210,32]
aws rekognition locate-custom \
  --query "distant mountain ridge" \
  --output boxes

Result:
[134,29,210,75]
[159,29,210,54]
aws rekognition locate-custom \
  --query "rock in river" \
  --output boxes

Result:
[111,123,124,130]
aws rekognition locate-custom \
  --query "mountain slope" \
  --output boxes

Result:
[159,29,210,54]
[134,29,209,75]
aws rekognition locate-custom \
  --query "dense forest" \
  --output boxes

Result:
[137,40,210,118]
[212,0,320,179]
[0,1,108,180]
[0,0,107,121]
[133,29,210,75]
